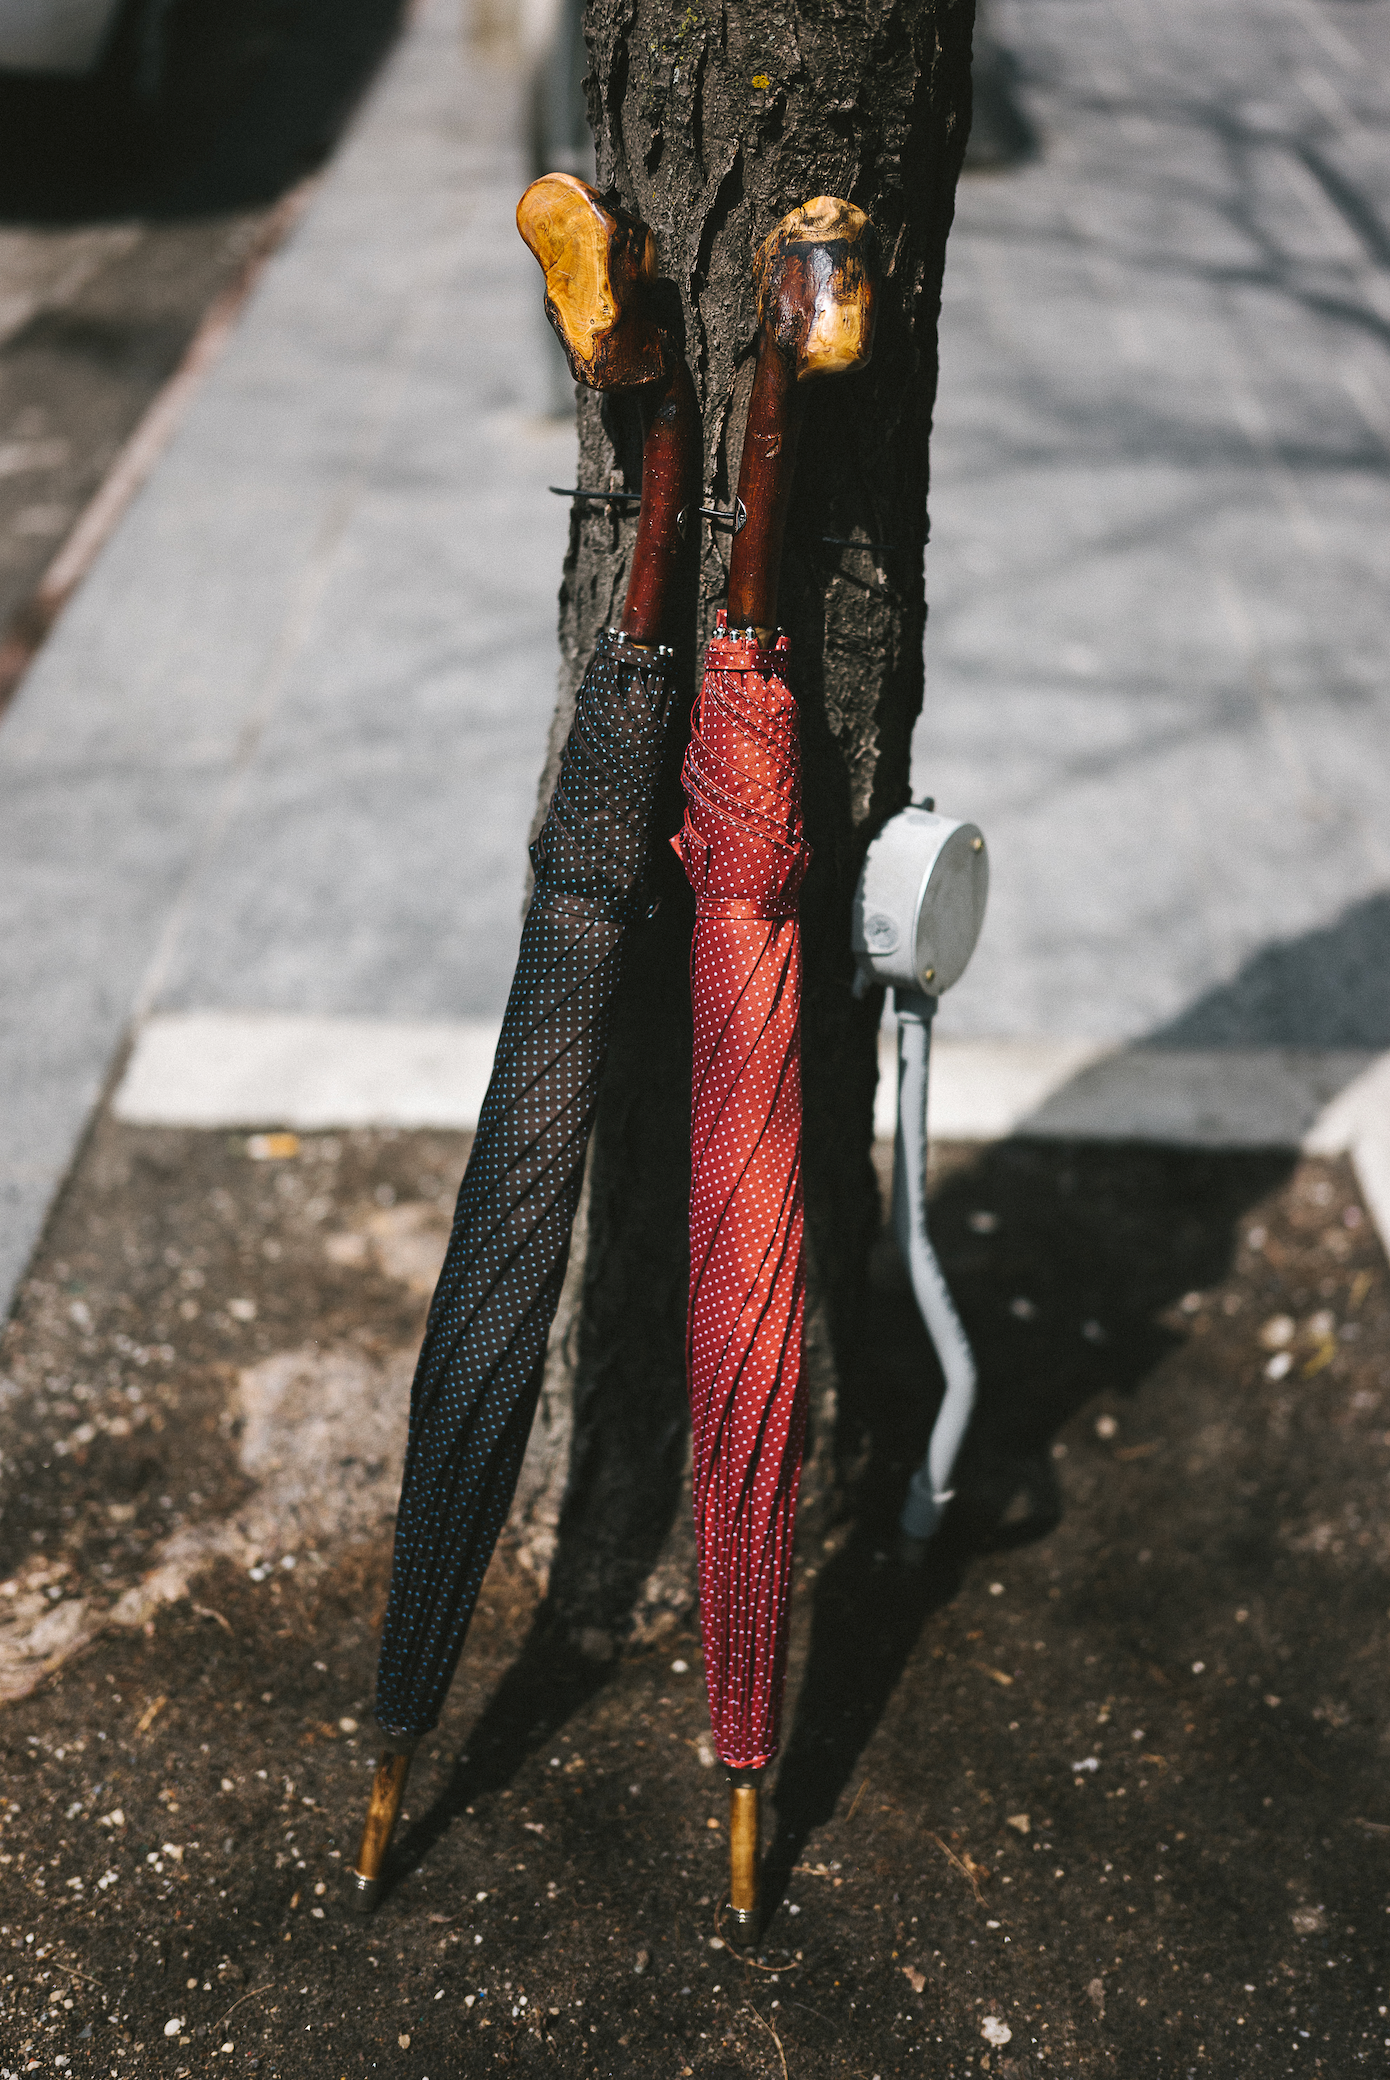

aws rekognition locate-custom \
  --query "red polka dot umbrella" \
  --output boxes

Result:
[676,614,810,1773]
[675,196,879,1932]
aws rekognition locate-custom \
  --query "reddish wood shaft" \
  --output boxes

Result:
[725,333,806,633]
[619,354,699,645]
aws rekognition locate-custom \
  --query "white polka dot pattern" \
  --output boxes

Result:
[675,610,810,1772]
[374,632,677,1736]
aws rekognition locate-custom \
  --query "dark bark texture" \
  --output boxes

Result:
[537,0,975,1648]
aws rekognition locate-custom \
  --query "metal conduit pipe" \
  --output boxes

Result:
[850,802,991,1549]
[892,988,977,1541]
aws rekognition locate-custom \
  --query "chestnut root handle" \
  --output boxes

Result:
[518,171,697,647]
[516,172,665,391]
[727,197,881,637]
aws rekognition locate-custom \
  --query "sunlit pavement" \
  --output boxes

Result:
[921,0,1390,1050]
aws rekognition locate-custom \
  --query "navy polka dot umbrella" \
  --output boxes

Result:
[348,175,697,1911]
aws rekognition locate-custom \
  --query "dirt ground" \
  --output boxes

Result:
[1,1112,1388,2076]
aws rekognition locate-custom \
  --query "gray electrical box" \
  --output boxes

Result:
[851,804,989,997]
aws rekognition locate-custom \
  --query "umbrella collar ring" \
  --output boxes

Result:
[606,626,675,659]
[707,608,790,667]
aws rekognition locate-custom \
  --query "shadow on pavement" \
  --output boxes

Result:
[964,1,1038,172]
[1154,889,1390,1049]
[0,0,410,224]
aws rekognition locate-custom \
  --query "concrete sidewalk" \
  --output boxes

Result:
[919,0,1390,1051]
[3,0,1390,1320]
[0,0,574,1310]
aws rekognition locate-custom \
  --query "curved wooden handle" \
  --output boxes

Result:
[517,171,666,390]
[520,172,697,648]
[726,197,881,636]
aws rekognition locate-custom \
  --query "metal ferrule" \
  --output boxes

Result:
[606,628,675,658]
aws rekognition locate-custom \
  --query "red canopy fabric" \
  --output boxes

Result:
[675,611,811,1769]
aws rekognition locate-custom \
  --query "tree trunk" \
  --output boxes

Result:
[519,0,975,1651]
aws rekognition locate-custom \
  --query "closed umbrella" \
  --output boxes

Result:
[676,198,879,1932]
[349,175,697,1911]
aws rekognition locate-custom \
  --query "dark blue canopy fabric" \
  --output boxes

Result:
[375,632,677,1736]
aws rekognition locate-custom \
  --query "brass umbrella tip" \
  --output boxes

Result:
[516,171,666,390]
[754,195,880,381]
[347,1868,384,1915]
[726,1767,764,1930]
[347,1744,416,1917]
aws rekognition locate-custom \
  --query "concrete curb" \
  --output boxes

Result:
[113,1011,1390,1252]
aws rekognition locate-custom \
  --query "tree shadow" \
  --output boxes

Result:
[763,1134,1295,1906]
[0,0,409,226]
[964,2,1038,174]
[1152,890,1390,1050]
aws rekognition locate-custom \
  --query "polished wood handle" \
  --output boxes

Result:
[519,171,697,648]
[726,196,881,638]
[517,172,665,389]
[620,356,698,645]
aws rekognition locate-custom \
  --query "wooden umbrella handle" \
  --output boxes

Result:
[620,355,698,645]
[726,196,881,640]
[519,172,697,649]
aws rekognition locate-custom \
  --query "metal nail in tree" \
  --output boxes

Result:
[348,175,698,1914]
[676,198,879,1936]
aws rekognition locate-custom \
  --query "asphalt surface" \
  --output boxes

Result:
[0,0,575,1312]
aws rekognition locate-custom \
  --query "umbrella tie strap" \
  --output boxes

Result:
[672,820,809,915]
[696,896,797,922]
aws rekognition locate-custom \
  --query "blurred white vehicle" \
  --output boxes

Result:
[0,0,165,81]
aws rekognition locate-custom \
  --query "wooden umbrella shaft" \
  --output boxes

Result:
[725,332,806,639]
[620,352,700,646]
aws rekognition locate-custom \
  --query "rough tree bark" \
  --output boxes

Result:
[515,0,975,1652]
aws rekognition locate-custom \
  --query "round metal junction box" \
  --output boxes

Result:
[851,803,989,995]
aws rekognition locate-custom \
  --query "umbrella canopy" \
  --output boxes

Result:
[367,175,698,1748]
[677,198,878,1789]
[374,629,678,1736]
[676,610,811,1769]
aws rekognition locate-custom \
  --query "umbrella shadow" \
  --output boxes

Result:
[386,1604,616,1894]
[762,1130,1296,1908]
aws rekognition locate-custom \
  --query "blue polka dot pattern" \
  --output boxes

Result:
[374,631,677,1736]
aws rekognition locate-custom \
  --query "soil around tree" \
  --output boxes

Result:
[1,1112,1387,2074]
